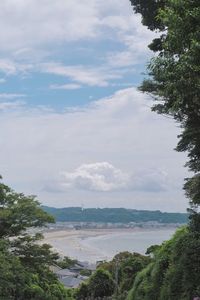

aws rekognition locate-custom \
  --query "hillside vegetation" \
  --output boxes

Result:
[42,206,188,224]
[73,227,200,300]
[0,178,73,300]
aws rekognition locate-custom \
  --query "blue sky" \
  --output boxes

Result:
[0,0,188,212]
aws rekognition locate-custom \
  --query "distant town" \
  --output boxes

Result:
[42,206,188,226]
[45,221,182,231]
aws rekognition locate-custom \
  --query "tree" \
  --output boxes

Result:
[56,256,78,269]
[88,269,115,298]
[130,0,200,230]
[127,1,200,298]
[130,0,165,31]
[0,178,69,299]
[96,252,151,299]
[75,269,115,299]
[75,282,89,300]
[127,227,200,300]
[0,178,54,238]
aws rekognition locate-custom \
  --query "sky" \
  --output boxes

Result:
[0,0,188,212]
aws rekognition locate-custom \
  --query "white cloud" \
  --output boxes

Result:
[0,0,157,96]
[0,93,26,99]
[0,1,187,212]
[49,83,81,90]
[0,59,18,75]
[0,87,187,211]
[107,51,140,68]
[0,0,155,78]
[59,162,130,192]
[51,163,169,193]
[131,169,168,192]
[0,101,25,111]
[101,15,132,32]
[0,0,150,52]
[0,59,32,75]
[42,63,121,87]
[0,0,100,53]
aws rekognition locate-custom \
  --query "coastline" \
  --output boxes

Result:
[42,227,176,262]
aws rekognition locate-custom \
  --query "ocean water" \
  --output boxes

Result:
[46,228,176,262]
[82,229,175,259]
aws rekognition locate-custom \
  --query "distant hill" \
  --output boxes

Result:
[42,206,188,224]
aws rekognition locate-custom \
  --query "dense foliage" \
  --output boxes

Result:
[127,0,200,299]
[56,256,78,269]
[76,268,115,299]
[75,252,150,300]
[1,1,199,298]
[73,228,200,299]
[0,178,70,300]
[130,0,200,229]
[99,252,151,300]
[127,227,200,299]
[43,206,188,224]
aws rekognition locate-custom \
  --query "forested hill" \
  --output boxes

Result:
[42,206,188,224]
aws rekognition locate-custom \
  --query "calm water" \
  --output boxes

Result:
[47,228,176,262]
[82,229,175,258]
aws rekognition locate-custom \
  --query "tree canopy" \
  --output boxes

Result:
[76,268,115,299]
[0,178,69,299]
[126,1,200,298]
[127,227,200,299]
[130,0,200,230]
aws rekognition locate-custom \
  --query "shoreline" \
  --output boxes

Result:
[42,227,176,262]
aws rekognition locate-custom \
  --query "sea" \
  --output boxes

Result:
[45,228,176,262]
[82,229,174,257]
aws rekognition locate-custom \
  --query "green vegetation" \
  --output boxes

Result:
[76,269,115,299]
[130,0,200,228]
[98,252,151,300]
[125,0,200,298]
[56,256,78,269]
[1,0,199,298]
[127,227,200,299]
[72,227,200,300]
[0,177,70,300]
[42,206,188,224]
[74,251,151,300]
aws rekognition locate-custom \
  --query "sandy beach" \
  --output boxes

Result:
[43,228,116,261]
[42,228,175,262]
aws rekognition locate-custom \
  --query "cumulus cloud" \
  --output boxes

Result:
[50,163,168,193]
[58,162,130,192]
[0,87,187,211]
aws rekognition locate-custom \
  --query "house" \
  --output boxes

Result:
[50,261,96,289]
[69,261,96,273]
[77,261,96,272]
[59,276,84,288]
[55,268,77,279]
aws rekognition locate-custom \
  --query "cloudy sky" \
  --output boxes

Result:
[0,0,188,212]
